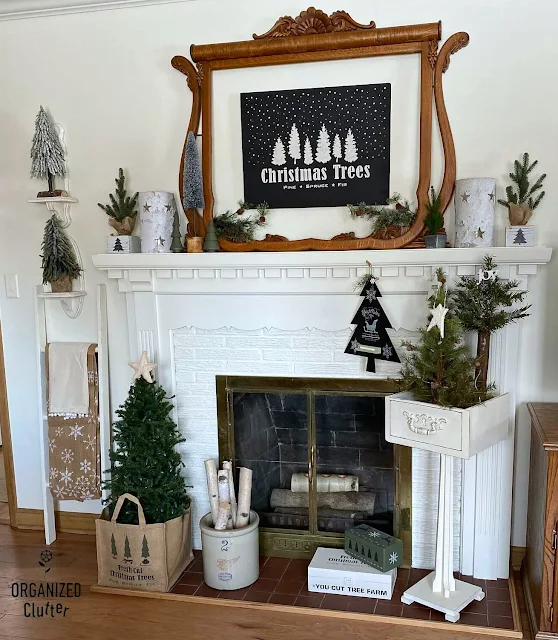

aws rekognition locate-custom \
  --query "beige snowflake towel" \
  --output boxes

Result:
[46,344,101,501]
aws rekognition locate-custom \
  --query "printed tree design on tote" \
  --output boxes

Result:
[288,124,301,164]
[123,535,132,563]
[113,238,124,252]
[333,133,343,162]
[141,535,150,565]
[514,227,527,245]
[303,137,313,165]
[344,128,358,163]
[271,137,286,166]
[345,276,400,373]
[111,533,118,558]
[315,124,332,164]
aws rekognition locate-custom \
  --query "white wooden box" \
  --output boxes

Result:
[505,225,535,247]
[106,235,140,253]
[308,547,396,599]
[385,392,510,459]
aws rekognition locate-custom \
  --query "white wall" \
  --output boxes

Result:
[0,0,556,542]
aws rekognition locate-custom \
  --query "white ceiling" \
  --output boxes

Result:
[0,0,196,21]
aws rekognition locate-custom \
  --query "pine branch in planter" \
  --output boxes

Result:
[400,268,493,408]
[41,214,81,284]
[97,168,138,235]
[424,187,444,234]
[497,152,546,211]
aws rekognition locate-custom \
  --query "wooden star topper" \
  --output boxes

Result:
[427,304,449,339]
[129,351,157,383]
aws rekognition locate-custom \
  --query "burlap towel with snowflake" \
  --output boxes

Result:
[46,344,101,501]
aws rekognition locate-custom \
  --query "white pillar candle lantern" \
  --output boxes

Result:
[139,191,175,253]
[454,178,496,248]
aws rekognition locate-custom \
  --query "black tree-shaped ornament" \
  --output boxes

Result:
[345,275,400,372]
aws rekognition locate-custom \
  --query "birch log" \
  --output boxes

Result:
[236,467,252,528]
[270,489,375,514]
[290,473,359,493]
[217,470,233,529]
[223,460,238,528]
[204,459,219,525]
[214,501,231,531]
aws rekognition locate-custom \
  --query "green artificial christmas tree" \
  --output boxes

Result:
[401,268,491,408]
[452,255,530,393]
[98,168,138,236]
[103,357,189,525]
[41,214,81,291]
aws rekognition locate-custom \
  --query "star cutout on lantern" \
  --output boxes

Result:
[129,351,157,383]
[365,289,377,302]
[427,304,449,339]
[350,339,359,352]
[476,227,485,239]
[488,191,495,202]
[461,192,470,203]
[143,203,151,212]
[155,236,165,247]
[165,203,172,212]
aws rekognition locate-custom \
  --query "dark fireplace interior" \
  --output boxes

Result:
[232,391,394,536]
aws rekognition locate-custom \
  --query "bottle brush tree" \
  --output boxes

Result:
[452,255,530,393]
[401,268,491,408]
[97,168,138,236]
[103,375,190,525]
[497,152,546,225]
[41,214,81,290]
[30,106,66,195]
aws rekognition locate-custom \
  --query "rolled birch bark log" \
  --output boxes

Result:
[204,458,219,526]
[290,473,359,493]
[217,470,233,529]
[223,460,238,528]
[270,489,375,515]
[214,501,231,531]
[235,467,252,528]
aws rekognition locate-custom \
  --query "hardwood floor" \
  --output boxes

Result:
[0,524,531,640]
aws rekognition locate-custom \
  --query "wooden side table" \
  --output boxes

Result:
[524,403,558,638]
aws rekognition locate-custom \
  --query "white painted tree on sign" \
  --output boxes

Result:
[288,124,301,164]
[303,137,313,165]
[271,137,286,166]
[332,134,342,161]
[315,124,331,164]
[344,128,358,163]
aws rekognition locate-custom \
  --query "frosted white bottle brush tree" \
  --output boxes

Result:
[30,106,67,197]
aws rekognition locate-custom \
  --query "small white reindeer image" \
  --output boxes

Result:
[365,319,378,333]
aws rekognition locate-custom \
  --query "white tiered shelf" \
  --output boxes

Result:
[28,196,78,228]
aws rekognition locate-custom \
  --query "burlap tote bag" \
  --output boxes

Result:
[96,493,193,592]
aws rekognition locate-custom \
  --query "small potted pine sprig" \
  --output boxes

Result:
[423,187,446,248]
[98,169,139,254]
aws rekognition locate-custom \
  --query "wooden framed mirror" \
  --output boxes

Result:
[172,8,469,251]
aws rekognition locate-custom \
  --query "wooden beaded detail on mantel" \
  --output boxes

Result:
[172,10,469,251]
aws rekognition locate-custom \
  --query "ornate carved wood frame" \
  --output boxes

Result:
[172,8,469,252]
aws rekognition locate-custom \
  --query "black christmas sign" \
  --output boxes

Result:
[345,276,400,373]
[240,84,391,208]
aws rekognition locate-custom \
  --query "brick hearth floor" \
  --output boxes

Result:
[172,552,515,629]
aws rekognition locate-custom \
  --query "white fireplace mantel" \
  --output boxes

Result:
[94,246,552,577]
[93,246,552,293]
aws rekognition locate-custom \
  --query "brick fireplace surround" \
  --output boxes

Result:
[93,246,552,580]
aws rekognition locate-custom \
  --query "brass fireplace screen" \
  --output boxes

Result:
[216,376,411,564]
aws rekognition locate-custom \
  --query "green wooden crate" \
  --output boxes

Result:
[344,524,403,573]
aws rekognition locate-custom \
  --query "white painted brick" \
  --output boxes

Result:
[176,394,216,409]
[195,327,264,336]
[226,361,295,375]
[173,346,195,360]
[226,336,293,349]
[333,351,359,363]
[262,349,332,363]
[174,335,226,348]
[195,348,262,361]
[173,371,196,383]
[177,360,226,372]
[293,362,365,376]
[175,383,215,396]
[195,372,218,384]
[293,337,349,349]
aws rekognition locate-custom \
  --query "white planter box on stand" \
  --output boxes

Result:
[385,392,510,622]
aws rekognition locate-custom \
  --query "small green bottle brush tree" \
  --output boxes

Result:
[41,214,81,292]
[497,152,546,225]
[97,168,138,236]
[452,255,530,393]
[424,187,444,236]
[401,268,492,408]
[103,374,190,525]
